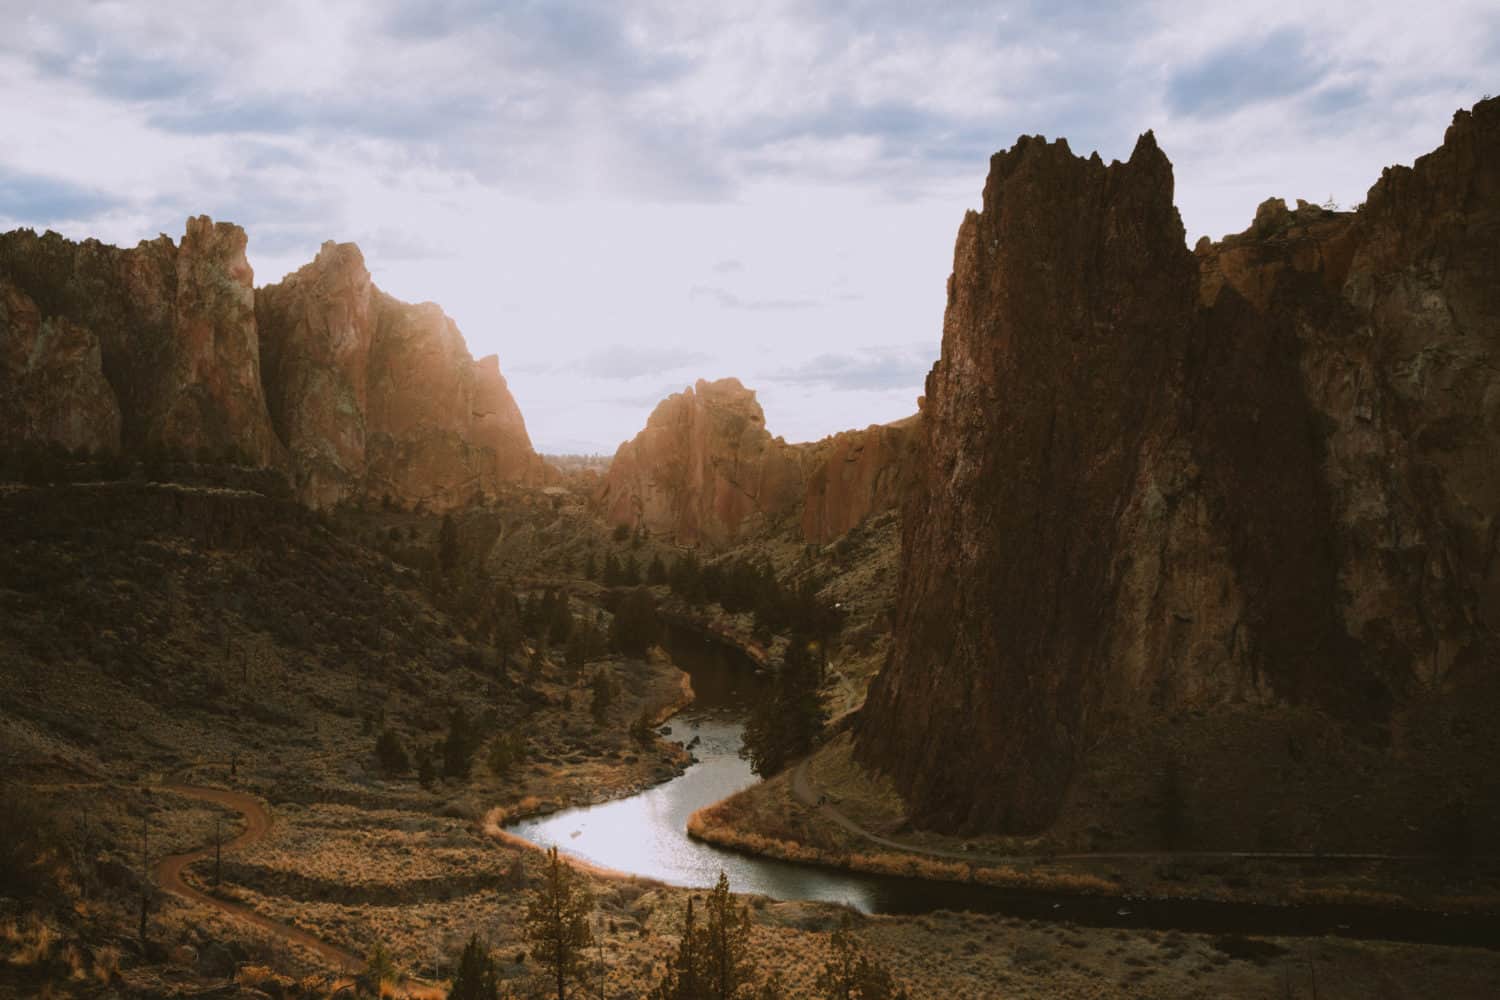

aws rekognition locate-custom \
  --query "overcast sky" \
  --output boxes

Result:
[1,2,1493,452]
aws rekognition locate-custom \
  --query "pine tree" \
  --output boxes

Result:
[589,669,616,726]
[816,914,909,1000]
[651,897,700,1000]
[524,846,595,1000]
[609,587,660,656]
[365,939,397,994]
[439,513,461,576]
[741,638,825,777]
[603,552,623,587]
[450,933,500,1000]
[375,728,410,776]
[646,554,668,586]
[443,706,477,779]
[701,872,753,1000]
[418,750,437,789]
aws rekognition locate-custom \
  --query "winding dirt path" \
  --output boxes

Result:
[156,784,444,999]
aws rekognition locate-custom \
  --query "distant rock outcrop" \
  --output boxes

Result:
[0,221,542,508]
[857,98,1500,845]
[596,377,916,546]
[597,378,801,546]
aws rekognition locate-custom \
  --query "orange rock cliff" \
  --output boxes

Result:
[0,220,543,508]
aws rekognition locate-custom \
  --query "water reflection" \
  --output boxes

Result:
[508,626,901,910]
[509,627,1500,943]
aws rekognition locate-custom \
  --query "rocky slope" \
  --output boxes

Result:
[597,377,916,546]
[257,241,544,507]
[0,221,541,508]
[857,98,1500,844]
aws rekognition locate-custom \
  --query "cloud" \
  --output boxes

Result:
[689,285,819,312]
[1167,27,1328,117]
[519,345,712,379]
[0,168,123,224]
[760,345,934,392]
[711,258,744,274]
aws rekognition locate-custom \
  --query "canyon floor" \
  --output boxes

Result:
[2,471,1497,999]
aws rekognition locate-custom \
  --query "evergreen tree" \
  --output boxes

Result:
[602,552,623,587]
[450,934,500,1000]
[488,731,528,779]
[443,706,478,779]
[375,728,410,776]
[650,897,700,1000]
[646,553,668,586]
[589,669,616,726]
[622,553,641,586]
[816,914,910,1000]
[741,638,825,777]
[524,846,595,1000]
[584,550,598,581]
[701,872,754,1000]
[418,750,437,789]
[365,940,397,994]
[439,513,461,576]
[493,602,522,672]
[609,587,660,656]
[547,591,574,645]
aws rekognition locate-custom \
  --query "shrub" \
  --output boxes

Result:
[375,728,410,776]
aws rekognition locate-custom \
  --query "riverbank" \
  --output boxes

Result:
[687,733,1500,934]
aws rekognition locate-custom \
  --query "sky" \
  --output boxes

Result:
[0,2,1493,453]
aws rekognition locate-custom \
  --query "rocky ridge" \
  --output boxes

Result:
[856,98,1500,845]
[0,221,542,508]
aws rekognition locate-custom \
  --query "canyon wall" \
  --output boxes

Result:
[596,377,916,546]
[856,98,1500,844]
[0,217,282,466]
[0,221,541,508]
[257,241,545,507]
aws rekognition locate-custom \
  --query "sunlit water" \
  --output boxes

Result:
[508,626,914,910]
[504,628,1500,942]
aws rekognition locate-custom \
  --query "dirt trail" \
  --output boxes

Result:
[157,784,444,999]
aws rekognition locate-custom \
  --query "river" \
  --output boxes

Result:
[507,623,1500,946]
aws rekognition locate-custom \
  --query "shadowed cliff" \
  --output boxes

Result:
[856,98,1500,845]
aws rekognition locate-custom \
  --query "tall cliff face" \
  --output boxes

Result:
[857,99,1500,841]
[1,223,541,508]
[597,377,916,546]
[798,416,918,544]
[0,217,282,465]
[255,242,541,507]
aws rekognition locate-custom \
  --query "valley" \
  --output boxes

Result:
[2,91,1498,999]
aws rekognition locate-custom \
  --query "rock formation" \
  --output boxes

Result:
[856,98,1500,844]
[0,221,541,508]
[257,242,543,507]
[597,377,916,546]
[798,416,917,544]
[597,378,801,546]
[0,277,121,454]
[0,217,282,465]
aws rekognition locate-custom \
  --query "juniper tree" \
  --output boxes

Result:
[524,846,595,1000]
[450,933,500,1000]
[816,914,909,1000]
